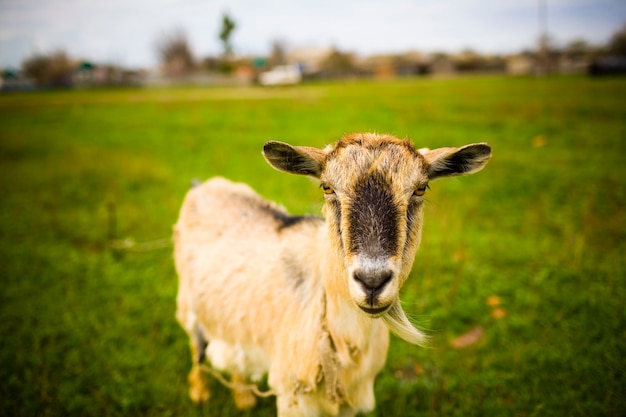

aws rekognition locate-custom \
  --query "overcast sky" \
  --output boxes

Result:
[1,0,625,69]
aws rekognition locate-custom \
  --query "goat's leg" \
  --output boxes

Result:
[338,406,357,417]
[188,364,210,404]
[276,396,301,417]
[275,393,356,417]
[187,325,211,404]
[275,394,322,417]
[231,373,258,409]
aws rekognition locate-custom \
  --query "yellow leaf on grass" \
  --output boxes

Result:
[414,364,425,375]
[486,295,502,307]
[532,135,547,148]
[491,307,507,319]
[450,326,484,349]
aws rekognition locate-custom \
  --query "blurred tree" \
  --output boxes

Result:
[269,39,288,67]
[607,23,626,55]
[564,39,592,58]
[156,28,195,76]
[219,13,236,58]
[319,48,357,78]
[200,56,220,72]
[537,32,557,74]
[22,50,73,87]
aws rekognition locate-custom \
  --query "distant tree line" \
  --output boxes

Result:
[21,51,73,87]
[7,21,626,89]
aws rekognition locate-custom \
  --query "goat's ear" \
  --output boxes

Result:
[263,141,326,178]
[421,143,491,180]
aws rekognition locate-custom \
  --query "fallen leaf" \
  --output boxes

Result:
[453,249,467,263]
[532,135,547,148]
[450,326,484,349]
[414,364,425,375]
[486,295,502,307]
[491,307,507,319]
[393,364,423,381]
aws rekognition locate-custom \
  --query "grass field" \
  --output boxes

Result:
[0,76,625,417]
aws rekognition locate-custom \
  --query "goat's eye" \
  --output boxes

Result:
[322,184,335,195]
[414,184,429,197]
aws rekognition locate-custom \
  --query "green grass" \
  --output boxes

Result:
[1,76,625,416]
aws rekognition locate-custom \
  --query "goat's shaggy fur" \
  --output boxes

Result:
[174,133,491,416]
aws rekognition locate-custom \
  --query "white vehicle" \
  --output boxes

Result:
[259,64,302,86]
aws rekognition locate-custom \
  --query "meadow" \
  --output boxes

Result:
[0,76,624,417]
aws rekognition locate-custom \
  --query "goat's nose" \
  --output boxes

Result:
[353,269,392,299]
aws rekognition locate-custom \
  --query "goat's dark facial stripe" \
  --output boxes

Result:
[347,172,399,257]
[404,198,421,255]
[329,199,344,251]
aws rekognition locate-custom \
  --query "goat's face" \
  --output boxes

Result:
[319,135,428,316]
[264,133,491,318]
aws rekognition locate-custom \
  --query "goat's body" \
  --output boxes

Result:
[174,134,491,415]
[175,177,388,416]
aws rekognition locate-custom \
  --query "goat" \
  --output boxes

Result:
[174,133,491,416]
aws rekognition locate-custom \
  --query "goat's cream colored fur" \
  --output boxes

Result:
[175,178,388,416]
[174,134,491,416]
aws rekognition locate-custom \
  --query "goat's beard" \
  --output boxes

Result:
[381,301,429,346]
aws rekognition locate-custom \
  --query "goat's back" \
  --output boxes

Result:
[174,177,326,376]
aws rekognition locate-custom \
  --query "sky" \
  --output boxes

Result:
[1,0,625,69]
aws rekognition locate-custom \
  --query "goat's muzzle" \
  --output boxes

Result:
[352,267,394,317]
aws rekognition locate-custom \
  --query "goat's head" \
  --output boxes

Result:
[263,133,491,343]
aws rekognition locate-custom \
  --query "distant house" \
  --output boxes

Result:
[557,55,590,74]
[363,52,429,79]
[1,69,33,91]
[287,47,333,76]
[397,51,430,76]
[73,61,96,87]
[234,64,256,83]
[430,55,456,76]
[507,53,537,75]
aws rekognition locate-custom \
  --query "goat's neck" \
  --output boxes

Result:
[317,228,378,359]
